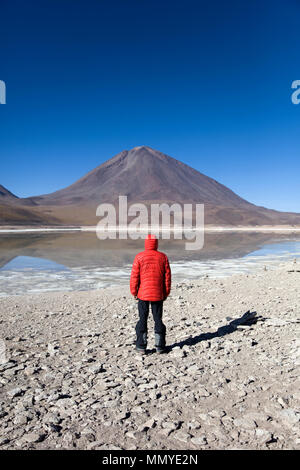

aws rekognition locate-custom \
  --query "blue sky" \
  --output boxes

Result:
[1,0,300,211]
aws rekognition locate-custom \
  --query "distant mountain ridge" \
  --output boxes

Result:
[0,184,18,201]
[1,146,300,227]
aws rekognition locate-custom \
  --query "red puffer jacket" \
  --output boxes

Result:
[130,235,171,301]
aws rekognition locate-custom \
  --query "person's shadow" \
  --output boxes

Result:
[165,310,263,352]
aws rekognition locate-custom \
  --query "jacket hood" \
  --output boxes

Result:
[145,234,158,251]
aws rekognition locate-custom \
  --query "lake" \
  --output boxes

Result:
[1,231,300,296]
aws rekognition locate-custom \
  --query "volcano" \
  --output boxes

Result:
[1,146,300,226]
[26,146,253,208]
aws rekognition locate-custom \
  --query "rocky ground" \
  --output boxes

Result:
[0,261,299,450]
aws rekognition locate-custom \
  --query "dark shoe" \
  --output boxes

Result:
[136,348,146,355]
[155,333,166,354]
[155,347,166,354]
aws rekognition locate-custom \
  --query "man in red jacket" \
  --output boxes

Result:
[130,234,171,354]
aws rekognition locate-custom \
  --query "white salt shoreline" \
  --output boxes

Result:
[1,225,300,234]
[1,251,300,297]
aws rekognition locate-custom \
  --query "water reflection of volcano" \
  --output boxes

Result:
[1,231,300,270]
